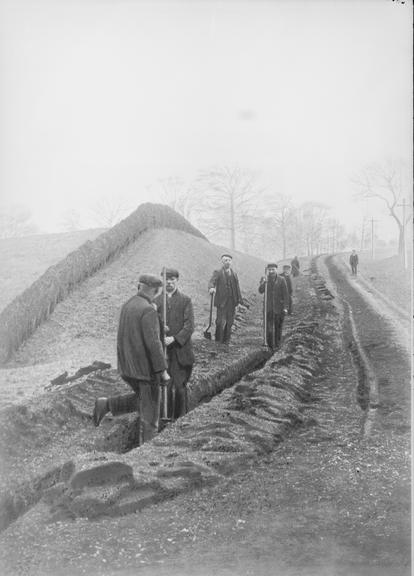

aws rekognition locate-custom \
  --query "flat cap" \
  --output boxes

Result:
[282,264,291,269]
[221,253,233,259]
[266,263,278,268]
[161,268,179,279]
[139,273,162,288]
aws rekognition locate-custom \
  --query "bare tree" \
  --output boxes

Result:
[155,177,201,223]
[88,195,132,228]
[195,166,264,250]
[352,159,411,257]
[264,194,296,259]
[0,204,38,238]
[298,202,330,256]
[238,213,278,260]
[321,217,347,253]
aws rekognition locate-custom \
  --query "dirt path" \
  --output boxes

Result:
[0,258,410,576]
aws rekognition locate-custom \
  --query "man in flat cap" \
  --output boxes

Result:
[281,264,293,315]
[208,254,243,344]
[291,255,300,278]
[154,268,194,420]
[93,273,170,444]
[258,263,289,350]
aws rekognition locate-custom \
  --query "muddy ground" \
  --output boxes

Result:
[0,253,410,576]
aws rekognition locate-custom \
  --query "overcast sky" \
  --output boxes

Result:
[0,0,412,239]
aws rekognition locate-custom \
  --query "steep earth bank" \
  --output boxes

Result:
[0,258,410,576]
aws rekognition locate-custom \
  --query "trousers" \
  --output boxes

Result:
[215,300,236,343]
[164,348,192,419]
[108,376,160,444]
[265,312,285,349]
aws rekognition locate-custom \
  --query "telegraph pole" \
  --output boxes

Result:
[360,217,367,253]
[370,217,377,260]
[396,198,407,269]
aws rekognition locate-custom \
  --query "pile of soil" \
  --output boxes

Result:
[0,260,409,576]
[0,228,265,408]
[0,227,410,576]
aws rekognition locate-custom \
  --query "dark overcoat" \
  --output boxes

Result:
[208,268,242,308]
[117,293,166,381]
[258,275,289,315]
[281,272,293,296]
[291,257,300,277]
[155,290,195,367]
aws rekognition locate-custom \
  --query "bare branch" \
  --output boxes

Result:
[351,159,410,256]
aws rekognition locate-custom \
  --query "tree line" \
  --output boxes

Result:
[155,168,350,261]
[0,159,410,264]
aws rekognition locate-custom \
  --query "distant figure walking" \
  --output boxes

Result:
[92,274,170,445]
[349,250,359,276]
[155,268,194,420]
[258,263,289,350]
[281,264,293,315]
[291,256,300,278]
[208,254,242,344]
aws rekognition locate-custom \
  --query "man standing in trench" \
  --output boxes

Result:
[208,254,242,345]
[259,263,289,350]
[281,264,293,315]
[93,274,170,445]
[155,268,194,420]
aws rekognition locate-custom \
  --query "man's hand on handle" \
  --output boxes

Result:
[156,370,170,386]
[160,370,170,386]
[164,336,175,347]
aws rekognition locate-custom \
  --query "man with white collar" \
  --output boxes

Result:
[93,274,170,444]
[208,254,243,344]
[258,263,289,350]
[155,268,194,420]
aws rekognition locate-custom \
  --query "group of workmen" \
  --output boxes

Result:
[92,253,300,445]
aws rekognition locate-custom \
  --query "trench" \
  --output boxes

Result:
[0,346,273,533]
[1,259,373,532]
[343,297,379,437]
[321,255,379,438]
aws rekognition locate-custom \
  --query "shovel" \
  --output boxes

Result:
[159,266,174,427]
[203,292,214,340]
[160,381,173,427]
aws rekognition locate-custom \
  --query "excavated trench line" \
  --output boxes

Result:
[315,254,383,438]
[0,346,271,532]
[0,270,336,530]
[343,298,380,437]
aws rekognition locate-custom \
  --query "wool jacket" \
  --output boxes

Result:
[117,293,167,382]
[208,268,242,308]
[281,272,293,296]
[291,257,300,277]
[258,274,289,315]
[155,290,195,367]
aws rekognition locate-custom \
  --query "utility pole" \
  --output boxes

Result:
[396,198,407,270]
[370,217,377,260]
[360,217,367,253]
